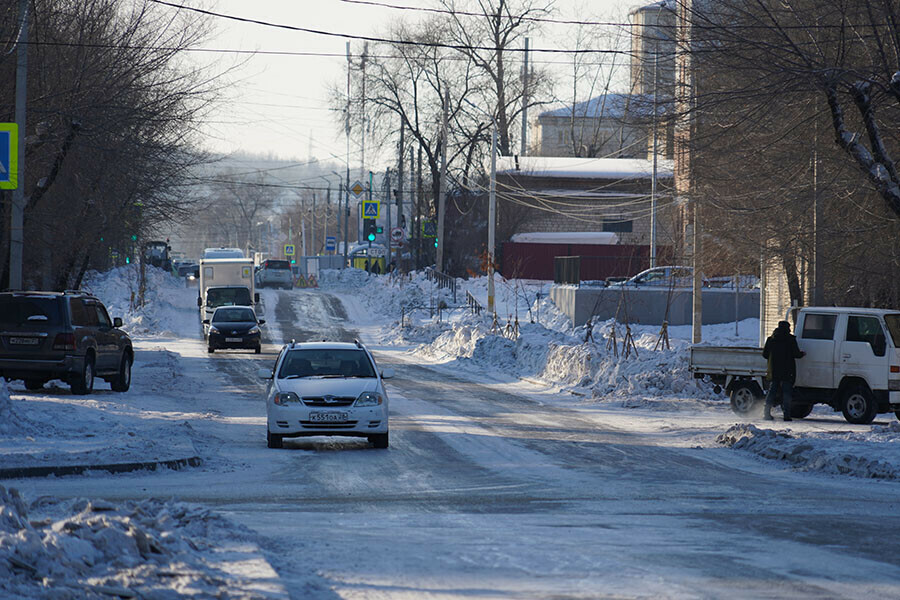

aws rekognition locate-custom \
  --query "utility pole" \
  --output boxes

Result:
[396,121,405,267]
[343,41,351,268]
[691,199,702,343]
[488,124,497,314]
[520,37,529,157]
[311,193,316,256]
[360,43,368,181]
[416,144,422,269]
[10,0,29,290]
[650,7,662,269]
[384,167,392,256]
[437,88,449,273]
[813,102,823,305]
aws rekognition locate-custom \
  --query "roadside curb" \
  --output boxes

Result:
[0,456,202,480]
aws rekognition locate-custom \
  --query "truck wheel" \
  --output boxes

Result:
[24,379,45,390]
[730,382,761,415]
[789,404,813,419]
[895,410,900,422]
[841,384,878,424]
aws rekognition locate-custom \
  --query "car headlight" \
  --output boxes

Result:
[248,326,260,335]
[208,326,220,334]
[355,391,383,407]
[273,391,301,405]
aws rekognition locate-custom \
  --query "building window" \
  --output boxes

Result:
[603,217,633,233]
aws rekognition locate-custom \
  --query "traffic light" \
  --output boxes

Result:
[364,220,376,242]
[434,237,438,248]
[131,234,137,241]
[376,225,383,234]
[291,259,296,264]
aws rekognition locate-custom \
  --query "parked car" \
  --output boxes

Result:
[612,266,697,288]
[255,259,294,289]
[0,291,133,394]
[204,305,265,354]
[258,340,393,449]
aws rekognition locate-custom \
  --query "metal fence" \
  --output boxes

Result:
[424,267,458,303]
[553,256,581,285]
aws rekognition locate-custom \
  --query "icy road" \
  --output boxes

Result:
[10,287,900,599]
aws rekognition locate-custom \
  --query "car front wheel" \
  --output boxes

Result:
[24,379,45,390]
[368,433,389,449]
[111,354,132,392]
[71,355,95,395]
[267,430,283,449]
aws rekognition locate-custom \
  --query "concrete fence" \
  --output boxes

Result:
[550,285,759,327]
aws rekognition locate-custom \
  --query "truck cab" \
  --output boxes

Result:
[792,308,900,423]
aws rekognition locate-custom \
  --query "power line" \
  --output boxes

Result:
[146,0,627,55]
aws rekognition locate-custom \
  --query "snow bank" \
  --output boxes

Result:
[0,380,31,437]
[0,486,282,599]
[717,423,900,479]
[81,265,199,338]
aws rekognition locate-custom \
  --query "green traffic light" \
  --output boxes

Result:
[125,257,130,264]
[291,259,296,264]
[434,240,438,248]
[131,234,137,241]
[367,233,376,242]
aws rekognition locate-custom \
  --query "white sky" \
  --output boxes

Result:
[190,0,635,166]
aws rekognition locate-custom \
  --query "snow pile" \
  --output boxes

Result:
[320,268,458,321]
[0,380,32,436]
[0,486,279,599]
[81,265,199,338]
[717,424,900,479]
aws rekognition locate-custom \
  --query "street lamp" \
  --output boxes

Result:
[463,98,498,316]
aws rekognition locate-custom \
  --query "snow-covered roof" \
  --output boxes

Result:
[497,156,674,180]
[540,94,636,120]
[510,232,619,245]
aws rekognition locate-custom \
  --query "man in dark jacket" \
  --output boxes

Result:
[762,320,806,421]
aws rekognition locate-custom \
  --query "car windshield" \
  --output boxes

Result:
[884,314,900,348]
[0,296,62,326]
[266,260,290,270]
[213,308,255,323]
[207,287,251,307]
[278,349,376,379]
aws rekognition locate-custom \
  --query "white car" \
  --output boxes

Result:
[258,341,393,449]
[255,259,294,289]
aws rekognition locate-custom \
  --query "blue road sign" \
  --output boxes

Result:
[0,123,18,190]
[362,200,380,219]
[422,220,437,237]
[284,244,295,256]
[325,236,337,251]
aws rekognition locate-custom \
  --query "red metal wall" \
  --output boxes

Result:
[500,242,652,281]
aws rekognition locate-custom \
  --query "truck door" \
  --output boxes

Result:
[839,314,890,392]
[795,312,837,389]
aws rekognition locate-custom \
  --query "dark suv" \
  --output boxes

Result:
[0,291,133,394]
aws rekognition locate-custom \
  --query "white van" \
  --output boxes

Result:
[197,258,257,323]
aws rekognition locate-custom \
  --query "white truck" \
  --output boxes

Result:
[690,306,900,424]
[197,258,258,324]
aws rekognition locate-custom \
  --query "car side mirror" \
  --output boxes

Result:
[254,293,260,304]
[202,319,210,324]
[381,368,395,379]
[257,319,266,326]
[257,368,273,380]
[113,317,123,328]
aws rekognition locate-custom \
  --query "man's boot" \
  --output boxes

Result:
[764,405,774,421]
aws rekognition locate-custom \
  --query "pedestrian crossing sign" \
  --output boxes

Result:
[0,123,18,190]
[284,244,295,256]
[362,200,380,219]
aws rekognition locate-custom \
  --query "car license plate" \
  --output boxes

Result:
[9,337,39,345]
[310,411,349,423]
[225,337,242,342]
